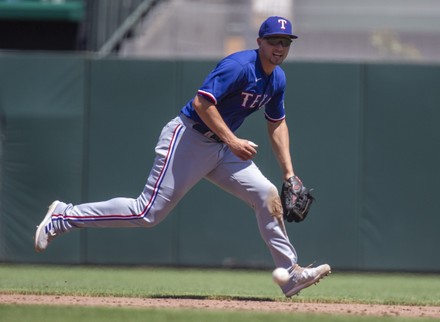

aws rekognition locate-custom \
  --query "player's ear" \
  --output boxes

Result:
[257,38,263,47]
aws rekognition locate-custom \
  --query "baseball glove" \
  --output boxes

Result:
[280,176,314,223]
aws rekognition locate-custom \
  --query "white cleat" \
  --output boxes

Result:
[285,263,331,297]
[34,201,60,253]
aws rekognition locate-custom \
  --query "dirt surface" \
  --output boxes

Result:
[1,294,440,318]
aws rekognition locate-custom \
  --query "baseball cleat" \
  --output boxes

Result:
[34,200,60,252]
[284,263,331,297]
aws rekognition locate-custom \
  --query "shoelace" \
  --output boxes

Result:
[290,263,317,281]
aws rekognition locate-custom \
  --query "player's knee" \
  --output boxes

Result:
[266,185,283,219]
[140,213,168,228]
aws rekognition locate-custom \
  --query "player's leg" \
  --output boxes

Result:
[51,118,189,229]
[205,150,297,269]
[35,116,222,252]
[206,149,331,296]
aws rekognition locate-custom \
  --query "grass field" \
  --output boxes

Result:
[0,264,439,321]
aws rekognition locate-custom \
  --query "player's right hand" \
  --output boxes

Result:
[227,138,258,161]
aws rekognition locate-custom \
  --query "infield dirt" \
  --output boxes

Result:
[1,294,439,318]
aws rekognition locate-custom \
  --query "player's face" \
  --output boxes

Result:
[258,36,292,71]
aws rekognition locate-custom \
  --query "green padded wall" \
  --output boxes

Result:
[283,62,363,269]
[361,64,440,271]
[0,53,85,263]
[1,53,439,272]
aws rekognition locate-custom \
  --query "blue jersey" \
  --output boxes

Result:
[180,49,287,133]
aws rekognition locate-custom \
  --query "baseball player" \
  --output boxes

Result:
[35,16,330,297]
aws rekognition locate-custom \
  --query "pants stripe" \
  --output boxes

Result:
[54,123,184,222]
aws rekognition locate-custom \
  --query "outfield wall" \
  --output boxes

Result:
[0,52,439,272]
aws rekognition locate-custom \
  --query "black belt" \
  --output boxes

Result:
[192,123,223,143]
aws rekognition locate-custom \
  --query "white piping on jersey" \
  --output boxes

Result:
[197,90,217,105]
[265,112,286,122]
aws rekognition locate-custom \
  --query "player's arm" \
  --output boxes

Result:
[192,95,257,161]
[267,119,295,180]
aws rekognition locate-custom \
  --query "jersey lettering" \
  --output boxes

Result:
[250,94,262,108]
[261,95,272,106]
[241,92,272,109]
[241,92,253,107]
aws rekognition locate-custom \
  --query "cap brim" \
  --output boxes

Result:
[262,32,298,39]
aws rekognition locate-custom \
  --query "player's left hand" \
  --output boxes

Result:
[280,176,314,223]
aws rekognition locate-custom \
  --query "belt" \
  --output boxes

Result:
[192,123,223,143]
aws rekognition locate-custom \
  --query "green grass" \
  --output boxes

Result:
[0,265,278,299]
[0,264,439,306]
[0,305,437,322]
[0,264,439,322]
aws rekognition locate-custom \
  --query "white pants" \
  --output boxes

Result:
[53,115,298,269]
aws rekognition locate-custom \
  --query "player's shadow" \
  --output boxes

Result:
[150,294,277,302]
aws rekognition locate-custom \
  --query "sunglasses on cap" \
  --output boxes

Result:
[264,37,292,47]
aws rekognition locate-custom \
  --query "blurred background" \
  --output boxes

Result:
[0,0,439,273]
[1,0,440,62]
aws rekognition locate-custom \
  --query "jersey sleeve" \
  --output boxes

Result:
[264,92,286,122]
[264,71,287,122]
[197,58,245,105]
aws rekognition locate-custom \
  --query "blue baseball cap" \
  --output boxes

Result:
[258,16,298,39]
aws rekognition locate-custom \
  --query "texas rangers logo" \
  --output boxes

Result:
[278,19,287,30]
